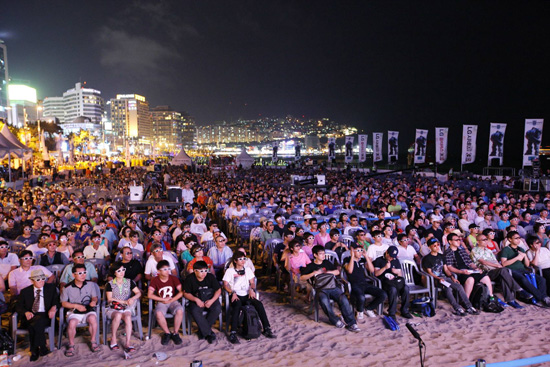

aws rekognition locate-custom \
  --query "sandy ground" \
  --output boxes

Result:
[11,280,550,367]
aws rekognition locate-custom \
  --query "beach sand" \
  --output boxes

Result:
[13,283,550,367]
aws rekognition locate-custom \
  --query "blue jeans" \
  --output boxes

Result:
[350,283,387,312]
[317,288,356,326]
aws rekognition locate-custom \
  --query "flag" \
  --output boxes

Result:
[388,131,399,163]
[523,119,544,167]
[327,137,336,161]
[414,129,428,164]
[488,123,506,166]
[373,132,383,162]
[461,125,478,165]
[358,134,368,162]
[435,127,448,164]
[344,136,354,163]
[272,142,278,163]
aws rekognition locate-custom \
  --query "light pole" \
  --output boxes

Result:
[37,106,43,138]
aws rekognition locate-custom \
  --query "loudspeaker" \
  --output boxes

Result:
[129,186,143,201]
[167,186,182,202]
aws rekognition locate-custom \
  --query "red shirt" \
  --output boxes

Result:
[149,275,181,299]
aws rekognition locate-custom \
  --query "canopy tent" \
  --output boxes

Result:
[171,149,193,166]
[0,125,33,182]
[235,148,255,169]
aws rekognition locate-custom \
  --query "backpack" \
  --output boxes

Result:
[239,305,262,339]
[0,328,14,355]
[411,297,435,317]
[469,283,490,311]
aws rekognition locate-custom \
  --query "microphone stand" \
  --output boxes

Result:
[417,339,425,367]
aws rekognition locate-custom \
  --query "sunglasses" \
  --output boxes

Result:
[354,249,364,252]
[237,257,247,261]
[194,269,208,273]
[152,249,162,253]
[158,268,171,272]
[21,257,34,260]
[0,245,9,249]
[75,271,87,275]
[115,268,126,273]
[74,255,85,259]
[32,277,47,282]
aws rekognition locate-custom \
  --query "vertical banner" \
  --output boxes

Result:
[272,142,278,163]
[488,123,506,166]
[387,131,399,163]
[358,134,368,162]
[328,137,336,161]
[461,125,478,165]
[414,129,428,164]
[523,119,544,167]
[373,132,383,162]
[435,127,448,164]
[344,136,354,163]
[294,143,301,161]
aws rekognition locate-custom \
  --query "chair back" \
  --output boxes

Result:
[400,259,419,287]
[324,250,339,266]
[339,235,354,247]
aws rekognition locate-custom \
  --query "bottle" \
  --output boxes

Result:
[0,350,8,367]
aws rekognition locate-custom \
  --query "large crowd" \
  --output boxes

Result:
[2,164,550,362]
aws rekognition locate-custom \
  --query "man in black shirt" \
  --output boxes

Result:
[372,247,412,319]
[424,217,443,243]
[422,238,478,316]
[343,243,386,319]
[300,246,360,332]
[183,261,222,344]
[116,248,143,283]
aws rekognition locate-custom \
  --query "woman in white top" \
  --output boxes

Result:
[117,226,132,248]
[245,202,257,216]
[190,215,207,237]
[56,233,73,260]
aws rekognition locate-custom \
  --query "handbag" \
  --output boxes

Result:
[197,288,215,302]
[312,273,339,290]
[382,274,405,292]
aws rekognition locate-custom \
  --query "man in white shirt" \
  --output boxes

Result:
[0,240,19,279]
[144,244,178,280]
[396,234,419,263]
[9,250,54,295]
[366,230,389,261]
[527,235,550,289]
[207,236,233,281]
[181,182,195,204]
[200,223,227,244]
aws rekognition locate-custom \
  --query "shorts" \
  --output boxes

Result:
[457,272,486,285]
[66,310,97,323]
[105,304,136,319]
[155,300,184,316]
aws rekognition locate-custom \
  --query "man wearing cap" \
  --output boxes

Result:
[201,222,227,244]
[16,269,59,361]
[60,263,100,355]
[422,238,478,316]
[9,250,54,296]
[373,246,413,319]
[425,217,443,243]
[343,243,387,319]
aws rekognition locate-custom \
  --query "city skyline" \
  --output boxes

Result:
[1,1,549,144]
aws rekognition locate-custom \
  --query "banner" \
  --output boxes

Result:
[435,127,448,164]
[387,131,399,163]
[272,142,278,163]
[327,137,336,162]
[358,134,368,163]
[414,129,428,164]
[523,119,544,167]
[295,143,301,161]
[461,125,478,165]
[344,136,354,163]
[488,123,506,166]
[373,132,383,162]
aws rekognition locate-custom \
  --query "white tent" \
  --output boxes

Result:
[235,148,255,169]
[171,149,192,166]
[0,124,32,181]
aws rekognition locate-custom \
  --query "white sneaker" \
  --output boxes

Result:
[365,310,377,318]
[357,312,364,320]
[335,320,345,328]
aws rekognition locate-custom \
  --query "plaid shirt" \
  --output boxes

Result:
[444,246,473,270]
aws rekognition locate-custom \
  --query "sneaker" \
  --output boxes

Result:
[357,311,364,320]
[171,332,183,345]
[205,333,216,344]
[161,333,171,346]
[335,320,345,328]
[543,297,550,307]
[228,332,240,344]
[262,328,277,339]
[401,312,413,319]
[454,307,467,317]
[346,324,361,333]
[365,310,377,318]
[466,307,480,315]
[496,298,508,308]
[518,290,533,300]
[507,300,524,309]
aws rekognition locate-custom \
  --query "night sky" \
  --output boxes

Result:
[2,1,550,157]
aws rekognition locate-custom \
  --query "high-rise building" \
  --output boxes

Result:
[62,82,104,124]
[42,96,65,121]
[0,40,9,123]
[152,106,185,150]
[7,84,37,127]
[181,112,196,147]
[110,94,152,144]
[42,82,104,124]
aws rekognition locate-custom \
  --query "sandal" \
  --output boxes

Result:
[126,346,135,353]
[65,345,75,357]
[90,342,100,353]
[109,343,120,351]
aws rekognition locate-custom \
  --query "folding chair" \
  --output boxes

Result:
[101,289,143,345]
[147,297,186,338]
